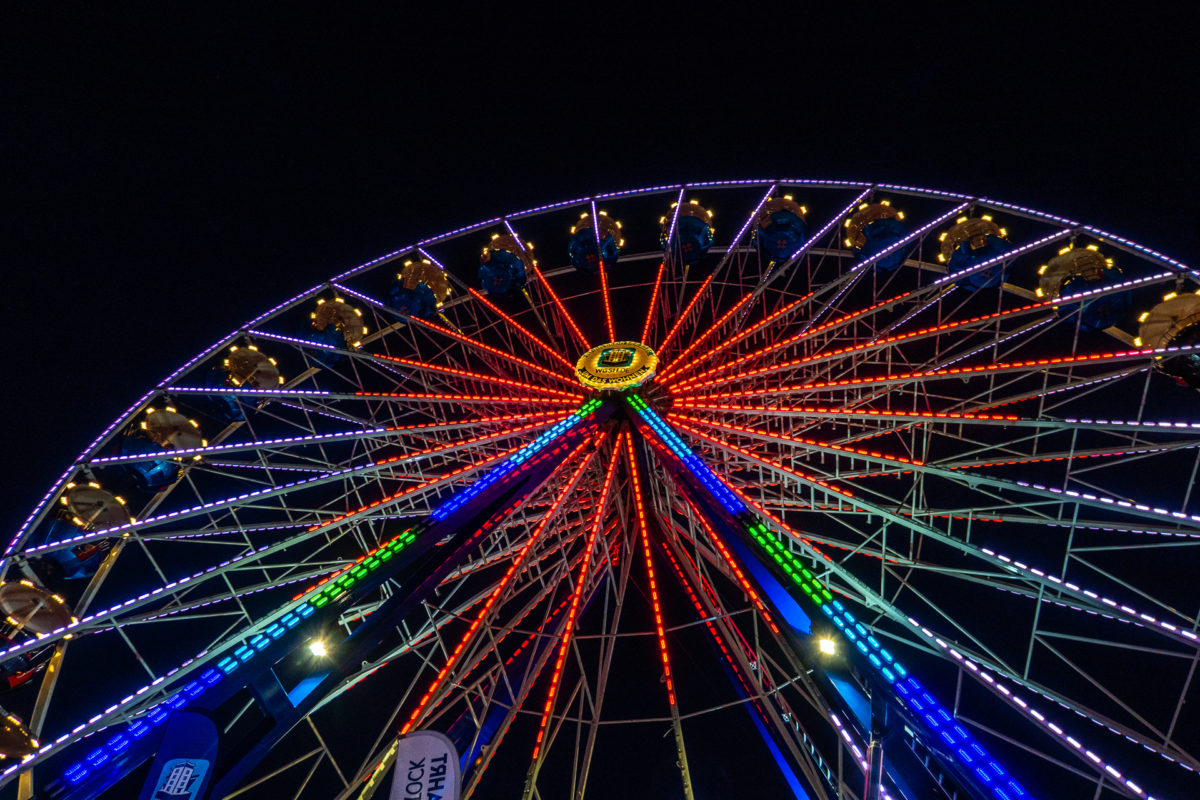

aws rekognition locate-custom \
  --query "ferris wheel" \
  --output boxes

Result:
[1,179,1198,800]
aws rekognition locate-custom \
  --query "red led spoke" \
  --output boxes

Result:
[670,300,1056,393]
[374,353,580,399]
[399,434,602,734]
[372,419,560,470]
[624,435,679,704]
[640,262,665,344]
[670,401,1021,424]
[656,274,714,357]
[679,496,780,636]
[673,347,1178,401]
[355,390,581,405]
[530,262,591,350]
[530,435,622,762]
[467,288,577,372]
[658,292,813,384]
[598,259,616,341]
[670,419,853,502]
[657,289,756,381]
[407,314,579,388]
[667,411,923,466]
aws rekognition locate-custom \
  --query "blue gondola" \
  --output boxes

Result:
[755,196,807,261]
[938,215,1011,290]
[1039,245,1130,331]
[567,212,622,274]
[194,367,245,424]
[29,518,112,581]
[115,435,182,492]
[389,259,450,319]
[479,235,531,295]
[845,201,909,271]
[308,297,368,366]
[1137,292,1200,390]
[659,200,714,266]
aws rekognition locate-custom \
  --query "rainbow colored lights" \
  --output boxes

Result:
[629,394,1032,800]
[53,397,607,792]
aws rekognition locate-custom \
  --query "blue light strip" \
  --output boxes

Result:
[52,398,606,792]
[627,394,1033,800]
[627,395,744,514]
[430,398,601,521]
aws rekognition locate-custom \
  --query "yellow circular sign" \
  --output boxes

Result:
[574,341,659,391]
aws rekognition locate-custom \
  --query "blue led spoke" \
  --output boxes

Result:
[50,397,605,791]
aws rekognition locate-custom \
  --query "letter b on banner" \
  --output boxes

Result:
[389,731,460,800]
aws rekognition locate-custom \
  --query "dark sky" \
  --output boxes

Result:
[6,6,1199,529]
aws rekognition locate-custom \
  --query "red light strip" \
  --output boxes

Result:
[598,260,616,341]
[374,353,580,399]
[407,314,579,387]
[530,262,591,350]
[657,290,756,380]
[467,288,577,372]
[679,495,780,636]
[656,274,714,356]
[657,539,772,721]
[640,262,665,344]
[373,419,559,469]
[624,434,678,704]
[674,347,1174,401]
[670,419,853,501]
[530,435,622,761]
[465,528,625,794]
[399,435,602,734]
[667,412,922,466]
[356,390,581,405]
[658,292,814,383]
[671,301,1055,393]
[304,434,538,540]
[670,402,1020,424]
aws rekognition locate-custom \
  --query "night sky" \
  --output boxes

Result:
[7,7,1200,533]
[4,5,1200,796]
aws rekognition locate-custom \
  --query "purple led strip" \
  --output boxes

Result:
[685,417,1200,646]
[589,199,601,250]
[26,419,554,554]
[594,183,683,200]
[0,543,279,662]
[3,421,550,661]
[977,546,1199,646]
[787,187,873,262]
[930,229,1075,289]
[903,616,1174,796]
[665,187,686,245]
[939,317,1055,368]
[1084,226,1200,282]
[87,426,393,464]
[724,184,777,261]
[330,282,389,311]
[847,201,971,280]
[791,201,972,338]
[875,182,975,201]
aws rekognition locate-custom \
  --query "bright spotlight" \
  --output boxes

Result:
[818,638,836,656]
[308,639,328,657]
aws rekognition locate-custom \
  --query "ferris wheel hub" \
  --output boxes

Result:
[574,341,658,391]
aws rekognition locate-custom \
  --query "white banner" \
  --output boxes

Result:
[389,731,461,800]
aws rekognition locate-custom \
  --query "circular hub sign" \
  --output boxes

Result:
[574,341,659,391]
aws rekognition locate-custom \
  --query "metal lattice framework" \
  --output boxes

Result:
[2,180,1199,800]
